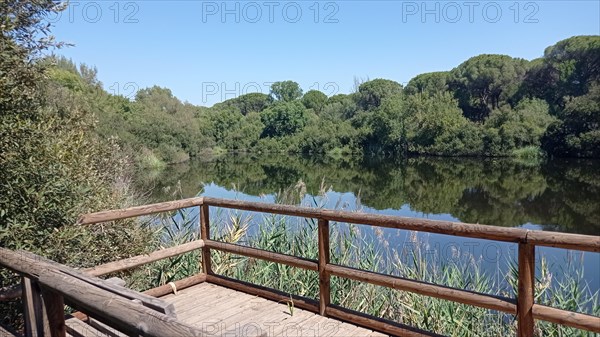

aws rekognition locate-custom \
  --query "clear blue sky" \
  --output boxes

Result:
[50,1,600,106]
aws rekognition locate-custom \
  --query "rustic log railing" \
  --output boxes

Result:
[1,196,599,337]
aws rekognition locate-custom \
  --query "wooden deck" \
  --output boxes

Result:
[65,282,389,337]
[3,196,598,337]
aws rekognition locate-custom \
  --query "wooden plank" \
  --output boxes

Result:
[203,197,600,252]
[191,288,262,322]
[171,285,241,321]
[206,274,319,313]
[517,243,535,337]
[200,204,213,275]
[326,264,517,314]
[202,197,322,219]
[40,287,66,337]
[2,242,205,303]
[22,277,44,337]
[332,322,367,336]
[0,248,207,337]
[268,309,316,336]
[294,315,334,336]
[143,273,206,298]
[204,295,269,327]
[325,305,444,337]
[205,240,318,271]
[65,318,100,337]
[526,231,600,253]
[202,197,527,243]
[161,282,219,307]
[18,250,175,317]
[85,240,205,277]
[39,268,208,337]
[318,218,331,316]
[532,304,600,333]
[86,318,128,337]
[77,197,204,224]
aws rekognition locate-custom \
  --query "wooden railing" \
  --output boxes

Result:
[2,196,599,337]
[0,247,208,337]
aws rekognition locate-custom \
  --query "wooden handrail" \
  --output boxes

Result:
[204,240,318,271]
[326,264,517,314]
[77,197,205,225]
[85,239,205,277]
[80,197,600,252]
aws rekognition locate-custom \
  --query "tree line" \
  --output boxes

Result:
[43,36,599,167]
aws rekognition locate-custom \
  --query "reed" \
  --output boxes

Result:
[146,183,599,336]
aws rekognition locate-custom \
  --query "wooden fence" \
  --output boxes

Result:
[2,196,599,337]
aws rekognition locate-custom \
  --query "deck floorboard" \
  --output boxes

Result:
[65,282,389,337]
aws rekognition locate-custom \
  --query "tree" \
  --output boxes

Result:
[449,55,529,122]
[541,82,600,157]
[269,81,303,102]
[404,92,480,155]
[521,36,600,111]
[356,79,403,110]
[405,72,449,96]
[484,98,555,154]
[260,101,307,137]
[301,90,328,114]
[234,92,272,115]
[215,92,272,115]
[0,0,67,118]
[351,93,405,153]
[135,86,180,114]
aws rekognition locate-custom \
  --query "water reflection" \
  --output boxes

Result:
[139,155,600,235]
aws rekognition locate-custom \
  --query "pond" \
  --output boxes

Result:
[137,154,600,296]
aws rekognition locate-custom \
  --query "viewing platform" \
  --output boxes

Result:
[1,197,599,337]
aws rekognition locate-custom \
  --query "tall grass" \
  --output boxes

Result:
[146,184,599,337]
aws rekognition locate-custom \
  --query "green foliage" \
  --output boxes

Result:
[512,146,545,162]
[541,83,600,157]
[36,36,599,159]
[356,78,403,110]
[405,71,449,96]
[0,0,66,119]
[484,98,555,155]
[214,92,272,115]
[269,80,303,102]
[0,5,154,327]
[450,54,529,121]
[404,92,478,155]
[522,36,600,110]
[301,89,328,114]
[260,101,307,138]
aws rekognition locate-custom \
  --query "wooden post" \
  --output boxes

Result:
[517,243,535,337]
[318,218,330,316]
[200,204,212,274]
[40,287,65,337]
[22,277,44,337]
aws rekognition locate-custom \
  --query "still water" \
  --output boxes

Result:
[139,154,600,294]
